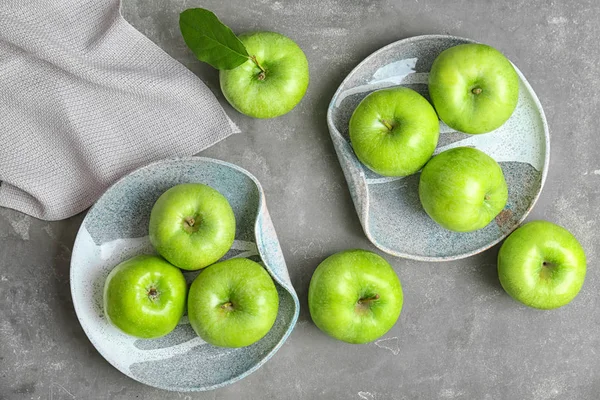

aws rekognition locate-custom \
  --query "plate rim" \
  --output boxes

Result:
[70,156,300,391]
[326,34,550,262]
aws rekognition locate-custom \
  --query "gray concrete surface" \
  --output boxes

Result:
[1,0,599,398]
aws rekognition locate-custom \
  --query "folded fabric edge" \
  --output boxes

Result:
[0,124,238,221]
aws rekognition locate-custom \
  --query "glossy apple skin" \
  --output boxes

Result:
[219,31,309,119]
[498,221,586,310]
[149,183,236,271]
[428,43,519,134]
[308,249,403,344]
[419,147,508,232]
[104,255,187,339]
[188,258,279,348]
[349,87,440,177]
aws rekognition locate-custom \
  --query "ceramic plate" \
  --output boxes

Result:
[327,35,549,261]
[70,157,299,391]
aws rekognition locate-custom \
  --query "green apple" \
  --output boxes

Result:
[428,43,519,134]
[149,183,236,271]
[308,249,403,344]
[104,255,187,338]
[349,87,440,176]
[188,258,279,347]
[419,147,508,232]
[498,221,586,309]
[220,32,309,119]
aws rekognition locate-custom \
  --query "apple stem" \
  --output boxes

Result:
[147,287,159,301]
[221,302,234,311]
[542,261,556,268]
[250,55,266,80]
[358,294,380,305]
[184,217,195,227]
[380,120,394,131]
[472,87,483,95]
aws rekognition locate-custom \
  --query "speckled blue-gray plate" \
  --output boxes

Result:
[327,35,550,261]
[70,157,299,391]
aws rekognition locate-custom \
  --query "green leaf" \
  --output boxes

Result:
[179,8,249,70]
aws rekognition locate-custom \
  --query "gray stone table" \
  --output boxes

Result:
[1,0,599,399]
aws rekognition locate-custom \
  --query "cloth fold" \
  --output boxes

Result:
[0,0,238,220]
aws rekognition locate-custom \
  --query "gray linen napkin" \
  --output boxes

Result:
[0,0,239,220]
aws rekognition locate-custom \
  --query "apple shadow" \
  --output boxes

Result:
[290,254,329,334]
[474,242,504,291]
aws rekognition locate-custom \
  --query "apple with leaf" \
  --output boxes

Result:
[180,8,309,118]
